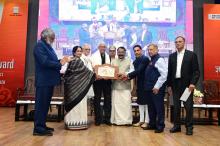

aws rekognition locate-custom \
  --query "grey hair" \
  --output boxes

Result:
[40,28,55,40]
[82,43,91,49]
[109,45,116,51]
[148,43,158,50]
[98,42,106,47]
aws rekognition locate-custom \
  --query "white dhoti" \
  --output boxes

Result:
[64,97,88,129]
[111,90,132,125]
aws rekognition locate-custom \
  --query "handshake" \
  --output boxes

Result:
[117,73,128,81]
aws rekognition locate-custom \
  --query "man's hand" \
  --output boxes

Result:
[117,73,123,80]
[152,88,159,95]
[188,84,195,92]
[167,86,173,96]
[117,73,128,81]
[95,75,102,80]
[60,56,69,65]
[122,74,128,81]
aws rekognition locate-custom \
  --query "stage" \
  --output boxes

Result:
[0,107,220,146]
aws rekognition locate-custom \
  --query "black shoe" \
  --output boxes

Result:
[46,126,54,132]
[186,127,193,135]
[104,121,112,126]
[33,130,53,136]
[142,125,156,130]
[154,128,164,133]
[95,121,101,126]
[170,126,181,133]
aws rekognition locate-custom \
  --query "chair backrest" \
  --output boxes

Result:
[53,78,64,96]
[203,80,220,104]
[24,76,35,95]
[23,76,64,96]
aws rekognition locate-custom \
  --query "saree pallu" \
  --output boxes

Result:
[64,58,95,129]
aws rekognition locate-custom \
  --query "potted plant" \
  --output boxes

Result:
[193,89,204,104]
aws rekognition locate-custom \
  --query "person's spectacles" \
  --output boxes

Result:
[85,49,90,51]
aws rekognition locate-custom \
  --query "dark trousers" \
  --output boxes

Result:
[172,79,193,128]
[147,90,165,129]
[34,86,54,132]
[93,80,111,123]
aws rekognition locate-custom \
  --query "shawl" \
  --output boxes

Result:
[90,50,110,66]
[64,57,95,112]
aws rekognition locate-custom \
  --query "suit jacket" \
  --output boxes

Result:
[79,28,90,46]
[138,30,152,47]
[34,39,62,87]
[167,50,200,88]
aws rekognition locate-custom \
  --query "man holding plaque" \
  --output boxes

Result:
[111,46,134,125]
[91,42,112,126]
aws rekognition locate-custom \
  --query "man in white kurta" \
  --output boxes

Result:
[111,46,134,125]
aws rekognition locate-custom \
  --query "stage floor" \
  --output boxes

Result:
[0,107,220,146]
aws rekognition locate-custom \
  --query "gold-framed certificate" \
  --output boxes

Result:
[94,64,119,79]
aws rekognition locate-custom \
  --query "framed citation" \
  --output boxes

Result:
[94,64,119,79]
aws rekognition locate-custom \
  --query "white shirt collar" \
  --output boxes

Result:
[177,48,185,55]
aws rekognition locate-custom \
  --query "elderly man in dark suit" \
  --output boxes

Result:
[33,28,68,136]
[167,36,200,135]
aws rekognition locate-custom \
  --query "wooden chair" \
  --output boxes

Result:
[203,80,220,104]
[15,76,64,122]
[203,80,220,124]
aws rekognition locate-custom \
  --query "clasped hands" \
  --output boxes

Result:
[60,56,69,65]
[117,73,128,81]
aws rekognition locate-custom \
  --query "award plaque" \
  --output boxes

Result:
[94,64,119,79]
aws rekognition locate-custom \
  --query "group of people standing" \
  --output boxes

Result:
[33,28,200,137]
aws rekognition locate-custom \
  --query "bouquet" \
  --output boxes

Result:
[193,89,204,104]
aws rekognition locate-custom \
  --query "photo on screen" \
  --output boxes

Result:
[38,0,193,60]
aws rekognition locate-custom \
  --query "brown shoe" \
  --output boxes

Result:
[133,122,144,127]
[140,123,148,128]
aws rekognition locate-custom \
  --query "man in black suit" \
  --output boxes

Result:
[167,36,200,135]
[91,43,111,126]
